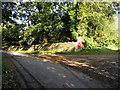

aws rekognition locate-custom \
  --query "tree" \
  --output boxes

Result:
[2,1,119,49]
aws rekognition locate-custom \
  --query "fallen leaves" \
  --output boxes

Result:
[104,72,110,76]
[68,63,78,66]
[26,53,119,82]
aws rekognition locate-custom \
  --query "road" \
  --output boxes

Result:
[2,51,111,88]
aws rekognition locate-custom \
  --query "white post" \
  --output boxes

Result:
[75,37,82,52]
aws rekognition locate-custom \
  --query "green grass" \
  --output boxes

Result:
[2,58,8,74]
[2,58,21,88]
[9,50,59,54]
[8,46,119,55]
[57,48,118,55]
[2,58,9,88]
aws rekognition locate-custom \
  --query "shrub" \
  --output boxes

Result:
[82,37,98,49]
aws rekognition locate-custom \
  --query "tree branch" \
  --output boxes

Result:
[54,2,67,11]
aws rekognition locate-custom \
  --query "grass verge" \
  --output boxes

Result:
[2,58,21,89]
[8,46,119,55]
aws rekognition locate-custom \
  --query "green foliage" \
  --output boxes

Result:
[2,2,119,49]
[2,24,23,49]
[2,2,17,25]
[118,37,120,48]
[83,37,98,49]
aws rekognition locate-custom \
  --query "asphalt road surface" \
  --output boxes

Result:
[2,51,111,88]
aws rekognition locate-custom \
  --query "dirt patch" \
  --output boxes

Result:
[2,55,21,89]
[24,53,119,88]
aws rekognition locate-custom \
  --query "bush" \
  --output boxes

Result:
[82,37,98,49]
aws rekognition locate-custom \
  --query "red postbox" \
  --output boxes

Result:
[78,42,81,49]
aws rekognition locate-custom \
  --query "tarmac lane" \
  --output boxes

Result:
[2,51,112,88]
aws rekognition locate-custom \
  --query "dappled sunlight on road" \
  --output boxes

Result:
[9,53,92,88]
[47,67,55,70]
[6,51,118,88]
[43,59,51,63]
[66,61,97,69]
[11,52,30,57]
[65,82,75,87]
[11,52,119,80]
[58,73,67,78]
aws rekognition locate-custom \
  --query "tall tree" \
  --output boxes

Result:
[2,1,119,49]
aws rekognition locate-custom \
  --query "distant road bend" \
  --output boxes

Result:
[2,51,111,88]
